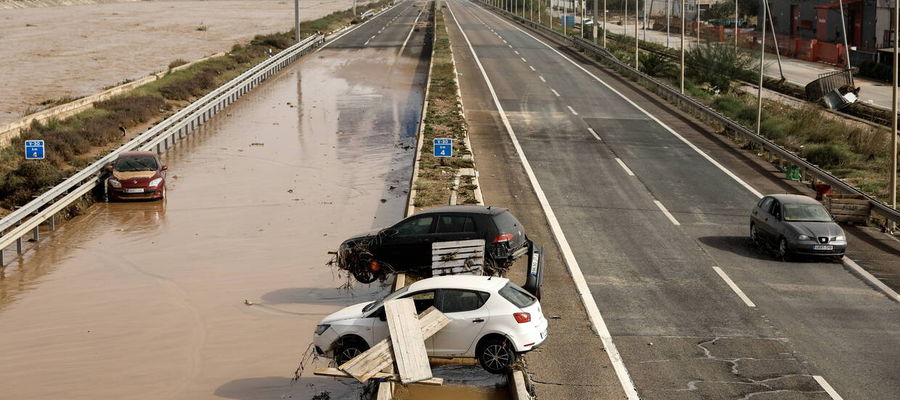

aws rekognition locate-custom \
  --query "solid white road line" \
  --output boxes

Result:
[398,6,425,56]
[482,7,764,199]
[551,89,560,97]
[712,267,756,307]
[539,75,546,82]
[813,375,845,400]
[445,3,640,400]
[587,127,601,141]
[654,200,681,226]
[567,105,579,115]
[842,257,900,302]
[614,158,634,176]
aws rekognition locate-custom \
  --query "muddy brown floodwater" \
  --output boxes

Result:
[0,33,423,399]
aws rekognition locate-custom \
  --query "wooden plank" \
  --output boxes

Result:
[385,299,432,384]
[376,381,394,400]
[339,307,450,383]
[431,239,485,250]
[313,368,444,386]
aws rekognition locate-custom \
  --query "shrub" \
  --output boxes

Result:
[685,42,753,92]
[168,59,189,70]
[158,69,218,101]
[639,52,674,78]
[858,60,892,82]
[804,144,850,168]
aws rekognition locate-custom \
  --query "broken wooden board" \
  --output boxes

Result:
[313,367,444,386]
[339,307,450,383]
[826,194,871,224]
[432,239,485,276]
[385,299,432,384]
[376,381,395,400]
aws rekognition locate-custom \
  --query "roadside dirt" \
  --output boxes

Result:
[0,0,372,124]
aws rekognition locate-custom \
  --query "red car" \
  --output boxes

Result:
[105,151,167,201]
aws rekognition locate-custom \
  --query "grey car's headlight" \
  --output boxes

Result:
[314,324,330,335]
[797,234,812,241]
[834,235,845,242]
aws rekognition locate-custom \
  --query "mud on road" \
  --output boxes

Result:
[0,14,427,399]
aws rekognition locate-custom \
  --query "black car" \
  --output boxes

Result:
[337,205,535,283]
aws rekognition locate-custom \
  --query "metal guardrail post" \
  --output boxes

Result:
[16,238,22,254]
[50,214,56,231]
[32,226,39,242]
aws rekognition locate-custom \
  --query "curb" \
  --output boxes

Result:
[842,257,900,303]
[405,2,436,218]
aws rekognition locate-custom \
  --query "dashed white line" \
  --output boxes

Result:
[566,105,579,115]
[514,50,519,55]
[654,200,681,226]
[445,4,640,400]
[614,158,635,176]
[482,7,765,199]
[712,267,756,307]
[587,127,602,141]
[813,376,845,400]
[398,6,425,56]
[539,75,546,82]
[520,57,527,62]
[529,66,536,71]
[550,89,560,97]
[507,44,513,48]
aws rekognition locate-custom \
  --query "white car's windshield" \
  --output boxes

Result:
[363,286,410,313]
[783,203,832,222]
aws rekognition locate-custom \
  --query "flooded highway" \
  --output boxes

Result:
[0,3,429,399]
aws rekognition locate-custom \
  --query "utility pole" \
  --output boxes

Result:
[603,0,607,46]
[766,0,784,80]
[892,0,898,216]
[680,0,685,93]
[624,0,628,36]
[837,0,853,79]
[697,2,701,42]
[734,0,739,47]
[666,0,671,48]
[353,0,357,16]
[756,0,768,135]
[593,0,598,43]
[582,0,586,38]
[635,0,639,69]
[294,0,300,42]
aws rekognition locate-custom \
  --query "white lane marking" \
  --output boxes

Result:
[712,267,756,307]
[482,7,764,199]
[398,6,425,56]
[520,57,527,62]
[550,89,560,97]
[587,127,601,141]
[364,39,371,45]
[507,44,513,48]
[842,257,900,302]
[514,50,520,55]
[539,75,546,82]
[445,3,640,400]
[614,158,634,176]
[654,200,681,226]
[813,376,845,400]
[567,105,579,116]
[529,66,536,71]
[319,2,405,51]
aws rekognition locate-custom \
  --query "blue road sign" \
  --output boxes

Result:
[433,138,452,158]
[25,140,45,160]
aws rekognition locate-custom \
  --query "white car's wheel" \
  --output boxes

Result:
[477,337,516,374]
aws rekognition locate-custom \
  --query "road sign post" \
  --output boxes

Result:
[25,140,45,160]
[433,138,453,158]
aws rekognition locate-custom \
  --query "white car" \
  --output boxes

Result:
[313,275,548,374]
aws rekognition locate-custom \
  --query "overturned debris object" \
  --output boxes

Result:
[336,306,449,383]
[385,298,432,384]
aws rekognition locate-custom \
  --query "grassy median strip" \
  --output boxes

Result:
[412,4,475,209]
[0,0,391,215]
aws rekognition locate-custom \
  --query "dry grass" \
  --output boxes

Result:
[413,3,475,209]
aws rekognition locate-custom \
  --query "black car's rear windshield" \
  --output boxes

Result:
[499,282,536,308]
[493,211,523,235]
[115,156,158,172]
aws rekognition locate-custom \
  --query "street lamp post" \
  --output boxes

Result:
[756,0,768,136]
[892,0,899,216]
[294,0,300,42]
[593,0,598,43]
[635,0,639,69]
[680,0,685,93]
[603,0,607,46]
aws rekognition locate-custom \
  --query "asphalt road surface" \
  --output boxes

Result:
[444,1,900,399]
[0,2,429,399]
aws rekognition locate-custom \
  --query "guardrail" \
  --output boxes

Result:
[477,1,900,229]
[0,34,324,266]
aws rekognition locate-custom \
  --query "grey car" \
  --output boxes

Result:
[749,194,847,259]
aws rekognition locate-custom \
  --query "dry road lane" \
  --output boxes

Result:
[0,2,430,399]
[445,1,900,399]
